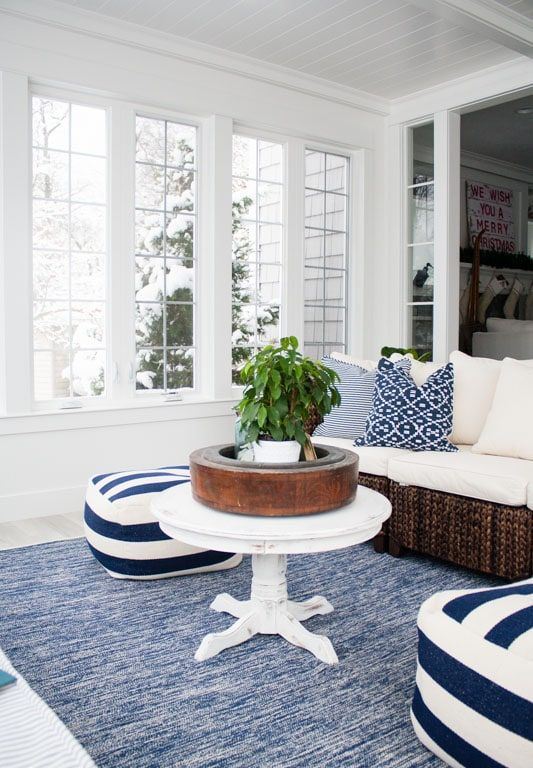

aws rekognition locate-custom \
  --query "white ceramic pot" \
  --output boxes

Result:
[253,439,301,464]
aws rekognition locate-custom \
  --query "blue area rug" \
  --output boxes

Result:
[0,539,500,768]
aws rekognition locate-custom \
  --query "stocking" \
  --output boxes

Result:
[477,275,507,324]
[503,278,523,319]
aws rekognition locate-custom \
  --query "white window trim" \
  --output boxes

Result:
[1,75,369,423]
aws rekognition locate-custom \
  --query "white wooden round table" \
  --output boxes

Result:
[152,484,391,665]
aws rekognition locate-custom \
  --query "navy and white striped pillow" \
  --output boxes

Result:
[313,357,410,440]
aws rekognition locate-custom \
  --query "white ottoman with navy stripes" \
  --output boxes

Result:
[84,466,242,579]
[412,579,533,768]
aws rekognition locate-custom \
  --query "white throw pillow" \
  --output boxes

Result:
[330,351,377,370]
[389,353,442,386]
[486,317,533,333]
[472,358,533,460]
[448,351,502,445]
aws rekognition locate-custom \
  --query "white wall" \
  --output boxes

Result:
[0,5,388,521]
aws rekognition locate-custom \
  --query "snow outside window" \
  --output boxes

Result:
[304,150,349,359]
[134,116,197,393]
[32,96,107,401]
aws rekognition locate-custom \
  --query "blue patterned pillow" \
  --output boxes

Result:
[314,357,410,440]
[355,358,457,452]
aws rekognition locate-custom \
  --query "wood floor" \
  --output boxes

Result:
[0,511,84,550]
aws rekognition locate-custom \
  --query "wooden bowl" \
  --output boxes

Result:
[189,444,359,517]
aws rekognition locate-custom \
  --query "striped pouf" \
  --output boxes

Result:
[411,579,533,768]
[84,466,242,579]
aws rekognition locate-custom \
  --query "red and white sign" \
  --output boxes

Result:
[466,180,516,253]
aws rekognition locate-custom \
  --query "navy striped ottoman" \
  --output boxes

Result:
[84,466,241,579]
[412,579,533,768]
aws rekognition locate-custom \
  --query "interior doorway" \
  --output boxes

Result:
[458,93,533,359]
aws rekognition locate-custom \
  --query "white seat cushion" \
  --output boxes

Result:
[312,436,403,476]
[388,448,533,507]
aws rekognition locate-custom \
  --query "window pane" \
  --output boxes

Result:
[167,123,195,169]
[232,134,283,381]
[408,304,433,359]
[32,98,69,151]
[71,302,104,348]
[33,200,69,250]
[166,304,193,347]
[406,122,434,359]
[258,141,282,182]
[136,117,165,164]
[304,150,349,357]
[326,155,347,193]
[135,116,197,392]
[32,97,107,400]
[135,210,165,256]
[166,169,195,212]
[33,251,69,300]
[71,155,106,203]
[33,149,69,200]
[136,348,163,390]
[408,185,434,244]
[167,348,194,389]
[408,245,434,303]
[71,105,106,156]
[71,204,106,252]
[136,303,164,347]
[305,150,325,189]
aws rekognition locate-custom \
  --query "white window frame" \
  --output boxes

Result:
[30,87,110,410]
[303,145,351,359]
[230,127,286,384]
[133,109,201,400]
[0,74,367,426]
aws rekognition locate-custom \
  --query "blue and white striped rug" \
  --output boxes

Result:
[0,539,500,768]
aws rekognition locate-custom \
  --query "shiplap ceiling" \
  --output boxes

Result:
[47,0,533,98]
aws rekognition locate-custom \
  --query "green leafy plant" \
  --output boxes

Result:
[380,346,432,363]
[236,337,341,447]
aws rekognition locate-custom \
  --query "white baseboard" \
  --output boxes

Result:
[0,485,86,523]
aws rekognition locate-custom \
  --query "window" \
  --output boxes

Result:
[231,135,283,383]
[32,96,107,401]
[304,150,349,359]
[406,123,434,358]
[134,116,197,392]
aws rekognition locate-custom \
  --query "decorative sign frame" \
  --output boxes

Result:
[466,180,516,253]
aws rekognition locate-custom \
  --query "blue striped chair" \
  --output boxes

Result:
[412,579,533,768]
[84,466,241,579]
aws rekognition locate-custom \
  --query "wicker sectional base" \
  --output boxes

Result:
[387,481,533,580]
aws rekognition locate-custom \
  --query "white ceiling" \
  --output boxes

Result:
[461,94,533,170]
[28,0,533,99]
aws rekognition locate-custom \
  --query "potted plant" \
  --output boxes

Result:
[236,337,341,464]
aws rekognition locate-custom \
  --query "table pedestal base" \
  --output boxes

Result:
[194,553,338,665]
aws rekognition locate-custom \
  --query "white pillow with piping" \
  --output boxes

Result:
[448,351,502,446]
[472,357,533,460]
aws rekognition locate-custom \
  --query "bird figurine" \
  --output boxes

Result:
[413,262,432,287]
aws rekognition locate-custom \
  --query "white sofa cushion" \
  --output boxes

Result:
[486,317,533,333]
[388,447,533,507]
[473,357,533,461]
[448,351,502,445]
[312,436,404,476]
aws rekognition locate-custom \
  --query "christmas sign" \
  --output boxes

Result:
[466,180,516,252]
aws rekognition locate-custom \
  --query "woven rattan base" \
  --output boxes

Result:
[388,481,533,580]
